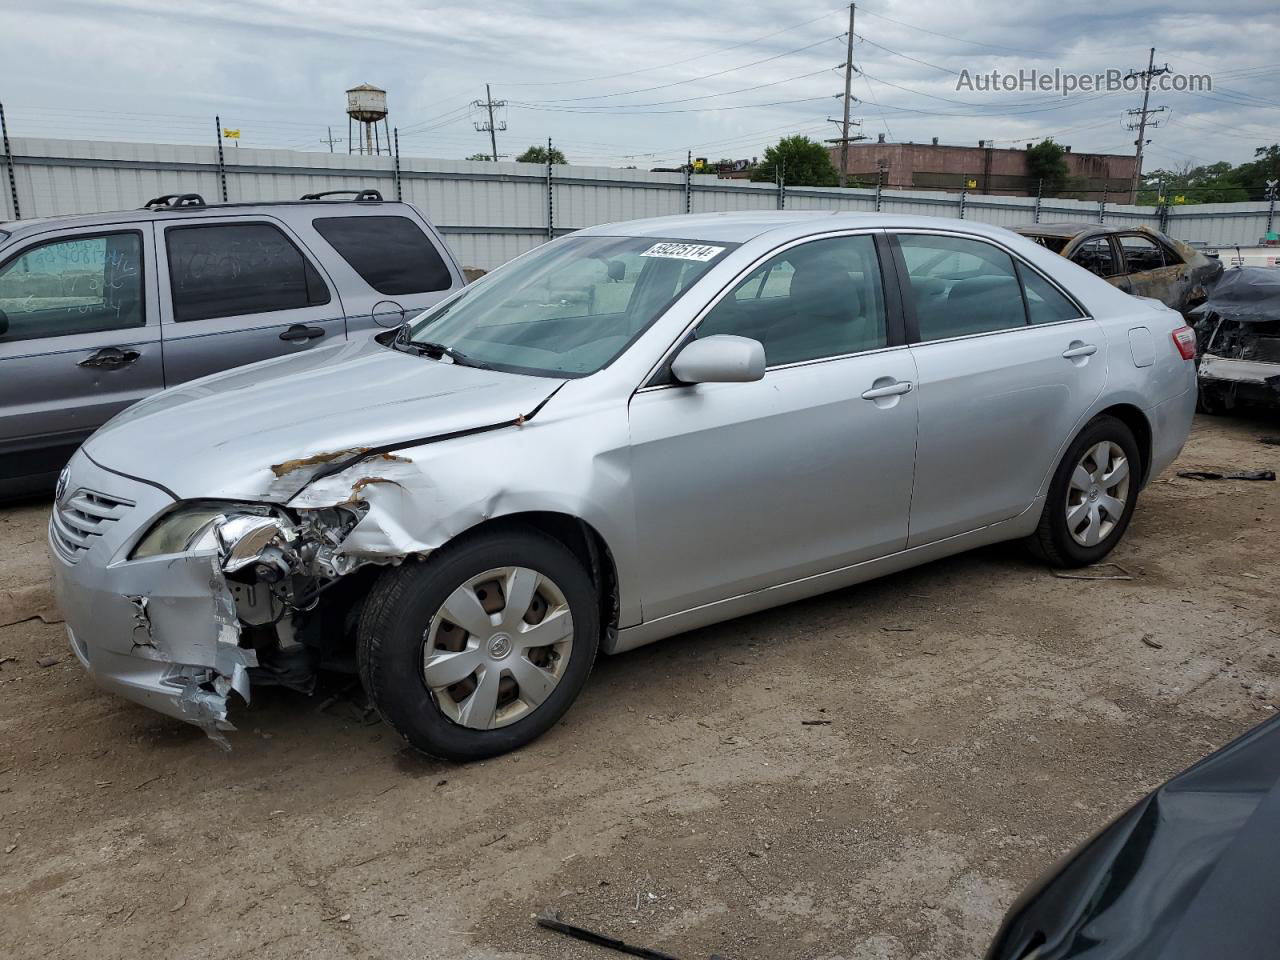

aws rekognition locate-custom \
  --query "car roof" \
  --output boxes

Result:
[0,197,413,240]
[1011,222,1118,238]
[573,211,1030,245]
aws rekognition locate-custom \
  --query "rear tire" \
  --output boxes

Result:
[358,527,600,761]
[1028,415,1141,569]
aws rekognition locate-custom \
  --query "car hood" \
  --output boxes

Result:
[84,337,566,502]
[986,713,1280,960]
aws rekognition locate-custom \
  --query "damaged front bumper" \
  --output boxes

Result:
[1198,353,1280,387]
[49,453,260,745]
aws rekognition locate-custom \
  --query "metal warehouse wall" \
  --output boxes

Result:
[1,138,1273,269]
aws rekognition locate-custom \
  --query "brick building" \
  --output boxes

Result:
[832,137,1138,202]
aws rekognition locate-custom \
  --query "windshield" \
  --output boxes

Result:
[404,235,735,377]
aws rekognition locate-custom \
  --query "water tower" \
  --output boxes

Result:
[346,83,391,155]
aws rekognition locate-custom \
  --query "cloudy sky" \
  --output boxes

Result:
[1,0,1276,178]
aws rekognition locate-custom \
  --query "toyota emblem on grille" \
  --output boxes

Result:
[55,466,69,504]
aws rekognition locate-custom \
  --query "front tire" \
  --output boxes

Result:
[358,527,600,761]
[1029,415,1141,568]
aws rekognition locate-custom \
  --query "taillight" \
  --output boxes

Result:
[1172,326,1196,360]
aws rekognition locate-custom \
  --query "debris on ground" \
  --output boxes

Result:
[1141,635,1164,649]
[1258,437,1280,447]
[535,909,683,960]
[1051,563,1135,581]
[36,655,61,668]
[1176,469,1276,481]
[0,585,63,628]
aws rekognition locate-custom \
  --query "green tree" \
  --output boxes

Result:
[751,136,839,187]
[466,152,494,161]
[516,145,568,164]
[1139,160,1249,204]
[1025,139,1069,196]
[1235,144,1280,194]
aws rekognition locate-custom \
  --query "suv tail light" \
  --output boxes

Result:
[1172,326,1196,360]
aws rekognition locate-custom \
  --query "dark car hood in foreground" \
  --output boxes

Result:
[83,337,564,502]
[987,713,1280,960]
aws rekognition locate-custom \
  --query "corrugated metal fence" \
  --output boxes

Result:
[2,137,1275,270]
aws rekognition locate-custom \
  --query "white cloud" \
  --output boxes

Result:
[0,0,1275,170]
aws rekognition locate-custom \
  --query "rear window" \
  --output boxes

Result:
[166,222,330,322]
[313,215,453,295]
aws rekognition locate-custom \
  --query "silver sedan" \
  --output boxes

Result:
[49,212,1197,759]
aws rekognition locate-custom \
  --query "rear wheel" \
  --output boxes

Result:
[358,528,599,761]
[1029,416,1140,568]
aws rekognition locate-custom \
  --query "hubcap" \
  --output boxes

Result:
[1065,440,1130,547]
[422,566,574,731]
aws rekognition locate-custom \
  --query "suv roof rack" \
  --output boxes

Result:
[142,193,207,210]
[299,189,384,202]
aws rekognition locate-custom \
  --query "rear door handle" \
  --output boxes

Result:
[861,379,913,400]
[280,324,325,342]
[1062,343,1098,359]
[78,347,141,369]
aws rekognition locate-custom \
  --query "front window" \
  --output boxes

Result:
[697,233,887,366]
[404,236,734,376]
[0,231,144,343]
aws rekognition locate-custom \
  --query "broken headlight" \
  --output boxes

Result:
[130,501,288,565]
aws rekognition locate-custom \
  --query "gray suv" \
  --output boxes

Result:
[0,191,465,497]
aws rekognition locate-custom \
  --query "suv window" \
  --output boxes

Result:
[0,232,144,343]
[313,216,452,295]
[166,222,330,323]
[898,234,1025,341]
[1072,237,1120,278]
[1118,234,1165,273]
[698,234,887,366]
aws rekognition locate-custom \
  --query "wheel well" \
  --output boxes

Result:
[457,512,620,633]
[1095,403,1153,485]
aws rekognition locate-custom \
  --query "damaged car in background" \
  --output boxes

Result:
[1191,266,1280,414]
[52,212,1196,760]
[1013,223,1222,319]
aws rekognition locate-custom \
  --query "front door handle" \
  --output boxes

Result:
[861,379,913,400]
[1062,342,1098,359]
[279,324,325,342]
[78,347,141,369]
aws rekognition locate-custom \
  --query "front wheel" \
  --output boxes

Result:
[1028,415,1141,568]
[358,527,600,761]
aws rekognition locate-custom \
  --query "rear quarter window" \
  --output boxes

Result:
[313,215,453,295]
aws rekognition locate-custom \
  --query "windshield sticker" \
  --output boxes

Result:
[640,242,726,262]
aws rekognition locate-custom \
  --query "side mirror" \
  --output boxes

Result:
[670,335,765,385]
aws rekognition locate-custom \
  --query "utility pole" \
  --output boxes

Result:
[321,127,342,152]
[1125,47,1169,204]
[474,84,507,162]
[825,4,866,188]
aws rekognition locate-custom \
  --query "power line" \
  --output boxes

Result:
[523,34,843,104]
[503,10,844,86]
[854,32,962,76]
[511,67,836,112]
[854,4,1061,57]
[509,96,832,116]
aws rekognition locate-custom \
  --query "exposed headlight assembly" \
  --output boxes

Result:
[131,502,297,579]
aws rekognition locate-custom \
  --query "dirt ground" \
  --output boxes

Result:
[2,413,1278,960]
